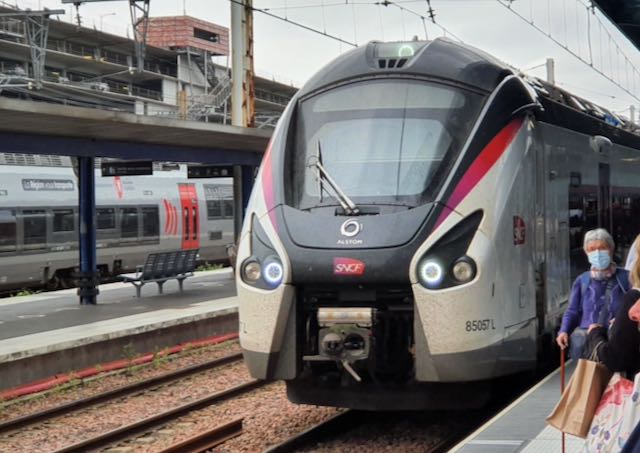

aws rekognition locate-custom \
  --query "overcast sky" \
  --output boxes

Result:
[21,0,640,117]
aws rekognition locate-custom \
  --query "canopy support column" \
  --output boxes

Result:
[77,156,99,305]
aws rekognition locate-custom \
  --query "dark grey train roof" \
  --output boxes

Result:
[297,38,514,97]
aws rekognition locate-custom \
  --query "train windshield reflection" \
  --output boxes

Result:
[292,79,484,210]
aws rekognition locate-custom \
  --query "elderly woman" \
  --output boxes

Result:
[556,228,630,360]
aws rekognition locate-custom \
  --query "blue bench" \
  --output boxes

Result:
[119,249,198,298]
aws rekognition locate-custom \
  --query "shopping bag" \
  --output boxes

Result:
[584,373,634,452]
[612,372,640,451]
[547,358,613,438]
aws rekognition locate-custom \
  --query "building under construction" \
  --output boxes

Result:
[0,3,296,128]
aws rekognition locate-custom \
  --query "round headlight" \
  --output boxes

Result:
[452,259,476,283]
[419,260,444,288]
[243,261,261,282]
[263,260,284,287]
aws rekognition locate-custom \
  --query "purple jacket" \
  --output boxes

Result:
[559,272,629,334]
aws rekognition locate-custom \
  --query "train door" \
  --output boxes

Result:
[178,183,200,250]
[541,129,571,322]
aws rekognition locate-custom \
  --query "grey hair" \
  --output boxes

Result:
[583,228,615,251]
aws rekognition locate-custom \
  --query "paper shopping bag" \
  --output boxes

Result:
[547,358,613,438]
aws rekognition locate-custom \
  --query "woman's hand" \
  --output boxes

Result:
[556,332,569,349]
[588,323,602,333]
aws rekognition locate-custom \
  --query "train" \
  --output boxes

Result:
[235,37,640,410]
[0,155,234,292]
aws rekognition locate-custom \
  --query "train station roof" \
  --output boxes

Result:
[592,1,640,52]
[0,98,270,165]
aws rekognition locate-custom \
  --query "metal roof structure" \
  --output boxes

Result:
[592,1,640,51]
[0,97,269,164]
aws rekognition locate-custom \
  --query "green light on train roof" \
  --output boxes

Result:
[375,41,426,59]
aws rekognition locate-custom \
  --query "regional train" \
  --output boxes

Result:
[0,155,234,292]
[236,38,640,410]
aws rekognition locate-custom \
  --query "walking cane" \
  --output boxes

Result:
[561,347,566,453]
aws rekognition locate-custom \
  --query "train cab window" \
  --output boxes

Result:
[97,208,116,230]
[291,79,484,210]
[0,209,16,252]
[53,209,75,232]
[141,206,159,238]
[120,207,138,238]
[23,209,47,247]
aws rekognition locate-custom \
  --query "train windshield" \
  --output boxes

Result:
[291,79,483,210]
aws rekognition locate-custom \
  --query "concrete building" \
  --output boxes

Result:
[0,5,296,128]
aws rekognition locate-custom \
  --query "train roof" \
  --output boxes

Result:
[297,37,640,151]
[298,38,512,96]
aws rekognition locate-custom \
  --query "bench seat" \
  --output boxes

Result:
[118,249,198,298]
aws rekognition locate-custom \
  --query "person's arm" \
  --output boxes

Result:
[588,291,640,372]
[560,277,583,334]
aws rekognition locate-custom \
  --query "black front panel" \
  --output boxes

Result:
[281,204,432,249]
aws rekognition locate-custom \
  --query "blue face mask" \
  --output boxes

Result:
[588,250,611,270]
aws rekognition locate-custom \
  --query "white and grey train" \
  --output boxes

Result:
[236,38,640,410]
[0,156,234,292]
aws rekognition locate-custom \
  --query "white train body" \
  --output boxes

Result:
[0,156,233,290]
[235,39,640,410]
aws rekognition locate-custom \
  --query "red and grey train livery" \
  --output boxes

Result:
[0,157,233,292]
[236,38,640,409]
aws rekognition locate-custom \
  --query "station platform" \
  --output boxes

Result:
[0,268,239,391]
[451,360,585,453]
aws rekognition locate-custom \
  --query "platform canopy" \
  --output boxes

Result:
[0,97,270,165]
[592,1,640,51]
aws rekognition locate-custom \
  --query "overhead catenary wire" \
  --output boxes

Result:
[228,0,357,47]
[496,0,640,104]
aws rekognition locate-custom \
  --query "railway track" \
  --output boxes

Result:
[264,409,475,453]
[0,351,243,435]
[158,418,244,453]
[52,380,265,453]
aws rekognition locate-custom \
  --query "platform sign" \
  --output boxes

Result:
[187,165,234,178]
[101,161,153,177]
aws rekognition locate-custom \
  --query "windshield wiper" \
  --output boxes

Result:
[310,141,360,216]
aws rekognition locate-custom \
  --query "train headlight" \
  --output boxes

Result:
[243,261,262,282]
[263,257,284,288]
[452,258,476,283]
[418,260,444,288]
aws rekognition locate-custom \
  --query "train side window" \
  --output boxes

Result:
[207,200,222,219]
[53,209,75,232]
[23,209,47,247]
[223,200,234,218]
[142,206,159,238]
[120,207,138,238]
[97,208,116,230]
[0,209,16,252]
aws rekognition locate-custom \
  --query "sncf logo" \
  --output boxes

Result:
[333,257,366,276]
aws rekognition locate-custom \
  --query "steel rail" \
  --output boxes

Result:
[158,417,244,453]
[52,379,266,453]
[0,351,243,434]
[263,410,358,453]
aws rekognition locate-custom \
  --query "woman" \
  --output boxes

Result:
[587,238,640,377]
[556,228,630,360]
[587,241,640,453]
